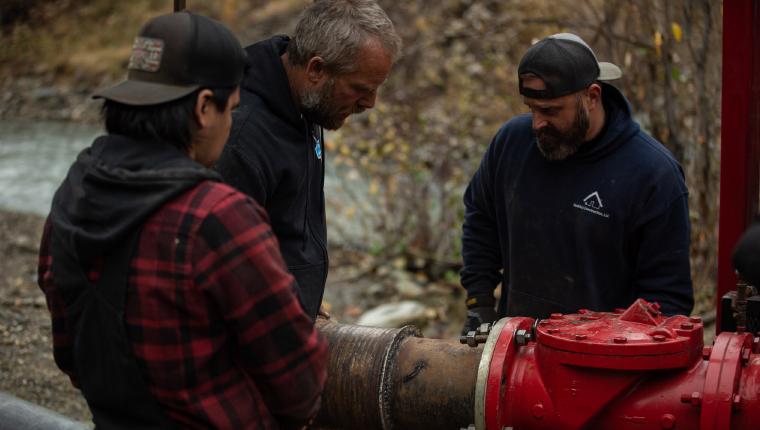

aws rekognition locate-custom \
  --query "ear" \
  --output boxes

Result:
[304,56,328,84]
[193,89,215,128]
[586,83,603,110]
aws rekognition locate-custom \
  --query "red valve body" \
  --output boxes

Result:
[481,300,760,430]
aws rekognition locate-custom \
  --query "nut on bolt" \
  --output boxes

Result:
[732,394,742,410]
[741,348,751,365]
[702,346,713,360]
[459,322,492,347]
[680,391,702,406]
[515,329,533,345]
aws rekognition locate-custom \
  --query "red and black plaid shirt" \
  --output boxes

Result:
[38,181,327,429]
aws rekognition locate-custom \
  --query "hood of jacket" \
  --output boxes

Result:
[562,82,641,164]
[51,134,220,262]
[241,35,304,130]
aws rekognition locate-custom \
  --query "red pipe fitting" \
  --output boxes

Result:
[476,299,760,429]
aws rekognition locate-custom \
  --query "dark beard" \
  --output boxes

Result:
[300,78,347,130]
[535,101,590,161]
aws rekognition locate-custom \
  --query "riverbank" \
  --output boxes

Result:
[0,75,101,123]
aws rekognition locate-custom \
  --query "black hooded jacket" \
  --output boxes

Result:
[47,134,220,429]
[52,135,220,263]
[215,36,328,319]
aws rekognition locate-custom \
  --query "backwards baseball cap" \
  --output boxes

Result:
[518,33,622,99]
[93,11,247,106]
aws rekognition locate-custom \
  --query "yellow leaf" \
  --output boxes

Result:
[415,17,429,32]
[654,31,663,57]
[345,206,356,219]
[671,22,683,43]
[340,145,350,156]
[369,179,379,195]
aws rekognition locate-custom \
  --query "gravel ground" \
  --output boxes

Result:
[0,209,91,422]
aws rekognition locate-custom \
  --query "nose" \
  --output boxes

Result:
[532,113,548,131]
[358,90,377,109]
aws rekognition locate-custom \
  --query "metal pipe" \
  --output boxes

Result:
[392,336,482,429]
[0,391,88,430]
[314,320,483,430]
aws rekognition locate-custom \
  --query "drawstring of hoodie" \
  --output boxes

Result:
[302,123,313,251]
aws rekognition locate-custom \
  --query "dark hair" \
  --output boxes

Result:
[102,87,235,151]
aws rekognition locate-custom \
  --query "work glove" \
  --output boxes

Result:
[461,295,497,336]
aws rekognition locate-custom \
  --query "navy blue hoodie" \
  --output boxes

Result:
[215,36,327,319]
[461,83,693,318]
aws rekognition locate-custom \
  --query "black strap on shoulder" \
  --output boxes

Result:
[51,229,175,430]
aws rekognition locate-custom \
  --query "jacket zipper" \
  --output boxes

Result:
[301,124,329,289]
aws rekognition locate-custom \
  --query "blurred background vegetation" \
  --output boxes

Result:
[0,0,722,316]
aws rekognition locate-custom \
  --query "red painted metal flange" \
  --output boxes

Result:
[481,317,533,430]
[700,332,754,429]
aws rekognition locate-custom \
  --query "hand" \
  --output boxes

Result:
[317,306,331,320]
[461,306,497,336]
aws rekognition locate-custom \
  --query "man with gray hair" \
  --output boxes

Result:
[216,0,401,319]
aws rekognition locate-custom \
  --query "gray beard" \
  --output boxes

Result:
[300,78,345,130]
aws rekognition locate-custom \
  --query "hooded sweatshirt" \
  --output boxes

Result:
[50,135,219,263]
[215,36,327,319]
[40,134,327,429]
[45,135,220,429]
[461,83,693,318]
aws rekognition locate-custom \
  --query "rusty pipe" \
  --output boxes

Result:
[314,320,483,430]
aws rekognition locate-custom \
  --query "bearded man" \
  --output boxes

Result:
[215,0,401,319]
[460,33,693,333]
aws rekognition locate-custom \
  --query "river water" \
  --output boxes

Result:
[0,120,364,244]
[0,119,102,215]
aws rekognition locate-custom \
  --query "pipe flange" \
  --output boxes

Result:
[378,325,421,430]
[474,317,511,430]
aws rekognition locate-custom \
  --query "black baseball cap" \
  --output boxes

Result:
[518,33,622,99]
[93,11,247,106]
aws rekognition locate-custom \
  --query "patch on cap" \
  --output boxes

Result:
[127,37,164,73]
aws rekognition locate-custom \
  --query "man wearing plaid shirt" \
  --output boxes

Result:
[37,12,326,429]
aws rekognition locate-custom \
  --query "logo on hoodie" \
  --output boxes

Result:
[573,191,610,218]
